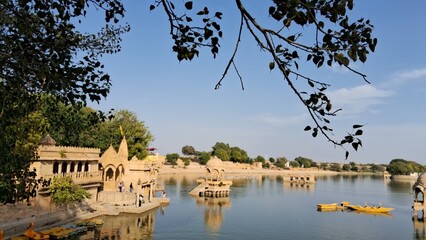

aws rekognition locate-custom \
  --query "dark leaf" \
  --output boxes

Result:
[354,129,363,136]
[184,1,193,10]
[304,126,311,131]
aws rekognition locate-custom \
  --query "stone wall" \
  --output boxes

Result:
[97,191,137,206]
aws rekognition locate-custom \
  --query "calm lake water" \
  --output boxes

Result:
[81,174,424,240]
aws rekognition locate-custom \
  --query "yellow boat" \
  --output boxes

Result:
[317,203,338,210]
[347,204,394,213]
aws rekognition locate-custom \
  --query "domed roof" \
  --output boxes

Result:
[40,134,56,146]
[413,173,426,190]
[206,156,223,167]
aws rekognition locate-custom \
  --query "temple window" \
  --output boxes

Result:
[84,162,89,172]
[77,162,83,172]
[70,162,75,173]
[61,162,67,173]
[53,162,59,174]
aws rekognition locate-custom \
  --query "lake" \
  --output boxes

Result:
[80,174,423,240]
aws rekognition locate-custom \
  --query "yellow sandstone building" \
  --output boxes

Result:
[29,134,162,209]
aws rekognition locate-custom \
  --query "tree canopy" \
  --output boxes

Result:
[386,159,425,176]
[85,110,154,160]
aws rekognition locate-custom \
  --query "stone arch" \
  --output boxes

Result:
[415,185,425,203]
[53,162,59,174]
[105,167,115,182]
[77,162,83,172]
[84,161,89,172]
[70,162,75,173]
[61,162,67,173]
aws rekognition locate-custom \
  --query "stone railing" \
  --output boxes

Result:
[43,171,103,185]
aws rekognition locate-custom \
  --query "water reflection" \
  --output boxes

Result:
[194,197,231,234]
[283,182,315,191]
[413,218,426,240]
[80,211,156,240]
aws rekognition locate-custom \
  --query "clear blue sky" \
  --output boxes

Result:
[89,1,426,164]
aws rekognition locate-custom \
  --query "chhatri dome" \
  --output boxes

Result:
[206,156,223,168]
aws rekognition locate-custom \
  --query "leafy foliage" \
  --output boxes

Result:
[85,110,154,160]
[386,159,425,175]
[50,176,91,206]
[1,0,129,203]
[275,157,288,168]
[195,151,211,165]
[294,156,314,168]
[151,0,377,158]
[182,145,196,156]
[166,153,180,166]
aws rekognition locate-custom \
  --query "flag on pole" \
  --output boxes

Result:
[120,125,124,137]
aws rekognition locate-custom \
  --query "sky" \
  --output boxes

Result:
[88,1,426,164]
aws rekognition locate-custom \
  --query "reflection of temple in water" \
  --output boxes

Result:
[195,197,231,234]
[413,218,426,239]
[283,182,315,191]
[81,211,156,239]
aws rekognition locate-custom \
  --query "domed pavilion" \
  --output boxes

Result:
[189,156,232,197]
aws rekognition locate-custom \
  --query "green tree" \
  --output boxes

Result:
[386,159,425,175]
[289,161,300,168]
[342,164,351,171]
[230,146,248,163]
[86,110,154,160]
[254,155,266,163]
[269,157,276,164]
[182,145,196,156]
[0,0,128,203]
[212,142,231,161]
[196,151,211,165]
[166,153,180,166]
[294,156,314,168]
[329,163,341,172]
[0,109,51,204]
[151,0,377,158]
[183,158,191,168]
[320,163,329,170]
[370,164,385,173]
[275,157,288,169]
[50,176,92,206]
[34,96,104,147]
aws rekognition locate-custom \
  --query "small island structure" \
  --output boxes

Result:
[189,156,232,197]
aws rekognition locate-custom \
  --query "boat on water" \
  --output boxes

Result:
[351,210,393,217]
[317,203,338,210]
[347,204,394,213]
[317,201,350,211]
